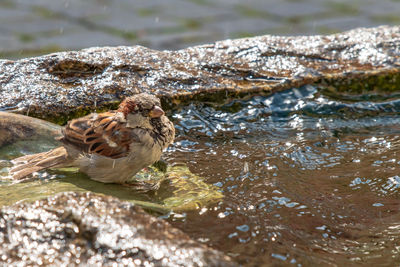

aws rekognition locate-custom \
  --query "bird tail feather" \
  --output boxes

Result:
[10,146,68,180]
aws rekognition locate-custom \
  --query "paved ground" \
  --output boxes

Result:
[0,0,399,59]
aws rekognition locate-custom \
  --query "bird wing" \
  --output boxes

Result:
[60,112,139,159]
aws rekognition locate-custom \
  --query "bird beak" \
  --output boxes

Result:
[149,105,165,118]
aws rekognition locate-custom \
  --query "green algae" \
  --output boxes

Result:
[320,72,400,101]
[0,165,223,213]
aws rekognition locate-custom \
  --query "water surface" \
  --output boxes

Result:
[2,85,400,265]
[164,85,400,266]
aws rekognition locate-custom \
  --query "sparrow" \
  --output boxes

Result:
[9,93,175,184]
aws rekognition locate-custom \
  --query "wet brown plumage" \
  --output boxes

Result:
[10,93,175,184]
[61,111,135,159]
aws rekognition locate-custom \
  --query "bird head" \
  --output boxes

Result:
[118,93,165,129]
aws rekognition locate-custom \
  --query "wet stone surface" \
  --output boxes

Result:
[0,24,400,266]
[2,84,400,265]
[0,111,61,148]
[0,192,236,266]
[0,25,399,123]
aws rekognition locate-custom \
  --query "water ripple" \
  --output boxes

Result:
[167,85,400,266]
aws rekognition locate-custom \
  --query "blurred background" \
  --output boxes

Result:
[0,0,400,59]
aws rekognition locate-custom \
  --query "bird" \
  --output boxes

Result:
[9,93,175,185]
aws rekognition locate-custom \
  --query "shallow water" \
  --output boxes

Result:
[163,85,400,266]
[2,85,400,265]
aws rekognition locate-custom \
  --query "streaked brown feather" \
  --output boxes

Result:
[117,97,137,117]
[61,111,138,159]
[10,93,174,184]
[10,146,68,180]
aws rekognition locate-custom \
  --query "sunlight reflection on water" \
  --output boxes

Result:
[2,84,400,265]
[166,85,400,265]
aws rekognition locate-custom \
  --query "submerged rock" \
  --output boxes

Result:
[0,25,399,123]
[0,111,61,148]
[0,192,236,266]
